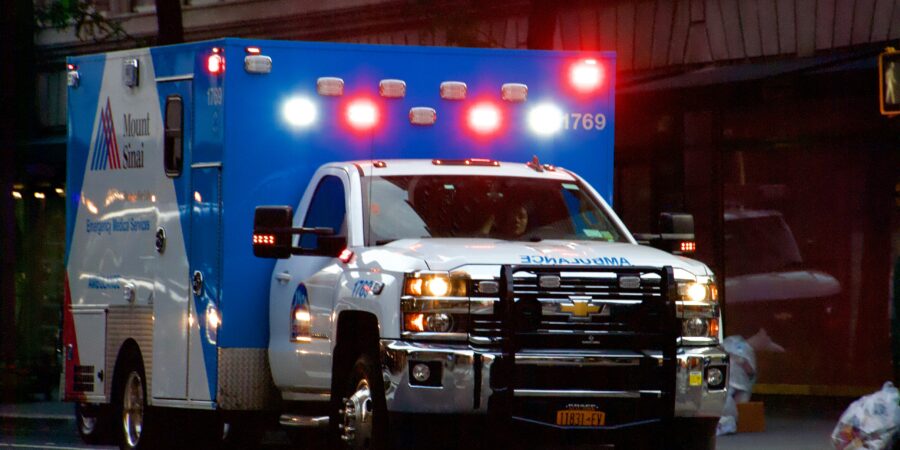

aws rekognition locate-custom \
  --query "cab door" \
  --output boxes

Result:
[269,169,349,393]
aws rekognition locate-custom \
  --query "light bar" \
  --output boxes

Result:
[440,81,467,100]
[244,55,272,74]
[317,77,344,96]
[680,241,697,253]
[379,79,406,98]
[432,159,499,167]
[245,46,261,54]
[409,107,437,126]
[501,83,528,102]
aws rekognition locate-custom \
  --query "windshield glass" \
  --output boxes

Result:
[364,175,627,245]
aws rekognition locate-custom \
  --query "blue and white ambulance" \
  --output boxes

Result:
[64,38,726,449]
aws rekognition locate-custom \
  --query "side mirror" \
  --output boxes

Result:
[634,212,697,256]
[253,206,293,259]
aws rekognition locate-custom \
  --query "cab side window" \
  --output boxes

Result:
[301,175,347,248]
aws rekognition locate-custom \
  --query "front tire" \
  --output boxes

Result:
[331,353,388,450]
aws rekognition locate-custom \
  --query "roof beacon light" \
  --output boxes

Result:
[440,81,467,100]
[468,102,501,135]
[317,77,344,96]
[570,59,603,92]
[282,97,317,128]
[346,99,378,131]
[501,83,528,102]
[379,79,406,98]
[528,103,563,136]
[409,107,437,126]
[244,47,271,74]
[207,53,225,75]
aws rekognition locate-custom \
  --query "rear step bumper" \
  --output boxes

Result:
[381,340,727,422]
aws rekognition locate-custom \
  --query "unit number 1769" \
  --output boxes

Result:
[563,113,607,131]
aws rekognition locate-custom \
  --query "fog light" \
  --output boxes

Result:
[425,313,453,333]
[412,363,431,383]
[682,318,709,337]
[707,367,725,389]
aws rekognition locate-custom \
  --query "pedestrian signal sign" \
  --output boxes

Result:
[880,47,900,116]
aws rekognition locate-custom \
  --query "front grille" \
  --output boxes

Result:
[469,266,675,350]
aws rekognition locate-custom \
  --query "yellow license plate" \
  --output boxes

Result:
[556,409,606,427]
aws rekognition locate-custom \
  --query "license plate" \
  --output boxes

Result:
[556,409,606,427]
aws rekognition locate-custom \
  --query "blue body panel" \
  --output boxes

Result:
[70,38,616,356]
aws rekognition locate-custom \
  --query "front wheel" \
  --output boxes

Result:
[331,354,388,450]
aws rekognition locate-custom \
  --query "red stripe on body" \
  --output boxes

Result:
[62,274,85,402]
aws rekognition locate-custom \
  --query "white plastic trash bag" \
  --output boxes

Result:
[717,335,758,436]
[832,382,900,449]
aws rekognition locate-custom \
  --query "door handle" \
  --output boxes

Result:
[275,272,292,285]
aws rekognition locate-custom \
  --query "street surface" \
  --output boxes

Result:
[0,396,843,449]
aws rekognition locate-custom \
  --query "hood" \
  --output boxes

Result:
[379,238,712,277]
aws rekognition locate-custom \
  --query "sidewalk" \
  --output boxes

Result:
[0,401,73,421]
[716,395,851,450]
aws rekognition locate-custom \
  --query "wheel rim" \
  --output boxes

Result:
[339,378,374,448]
[122,372,144,448]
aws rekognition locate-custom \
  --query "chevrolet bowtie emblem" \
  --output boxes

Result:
[560,299,601,318]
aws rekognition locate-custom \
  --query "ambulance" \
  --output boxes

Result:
[64,38,726,449]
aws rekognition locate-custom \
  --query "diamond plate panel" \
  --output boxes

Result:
[217,348,279,410]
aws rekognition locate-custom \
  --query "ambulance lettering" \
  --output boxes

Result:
[520,255,632,266]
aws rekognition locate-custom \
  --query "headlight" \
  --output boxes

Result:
[676,278,720,343]
[404,272,466,297]
[402,271,468,340]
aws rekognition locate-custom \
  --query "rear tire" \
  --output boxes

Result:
[113,352,157,450]
[75,403,112,445]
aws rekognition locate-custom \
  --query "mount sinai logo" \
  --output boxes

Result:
[90,97,148,171]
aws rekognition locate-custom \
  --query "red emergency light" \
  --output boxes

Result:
[345,99,379,131]
[569,59,604,93]
[207,52,225,75]
[467,102,501,135]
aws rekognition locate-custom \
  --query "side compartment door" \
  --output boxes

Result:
[152,82,192,400]
[188,165,221,402]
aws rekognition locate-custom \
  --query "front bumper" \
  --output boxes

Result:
[381,340,727,420]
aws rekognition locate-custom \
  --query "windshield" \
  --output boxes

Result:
[364,175,627,245]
